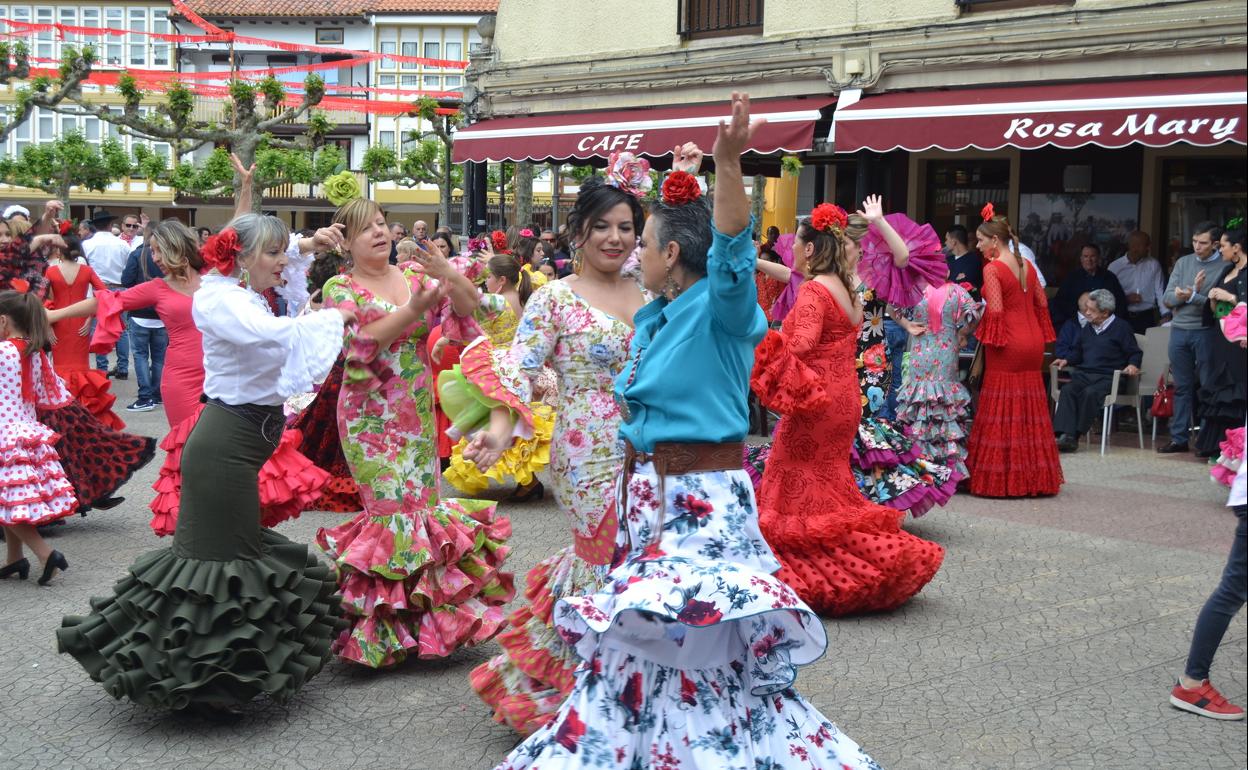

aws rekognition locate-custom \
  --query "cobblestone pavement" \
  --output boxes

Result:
[2,382,1244,769]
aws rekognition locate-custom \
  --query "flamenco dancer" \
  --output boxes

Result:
[446,156,650,734]
[58,213,351,717]
[754,204,945,617]
[440,252,554,499]
[965,205,1064,497]
[313,197,515,669]
[43,232,124,430]
[2,225,154,516]
[483,92,880,769]
[0,290,75,585]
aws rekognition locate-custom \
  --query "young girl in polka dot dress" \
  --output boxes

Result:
[0,289,76,585]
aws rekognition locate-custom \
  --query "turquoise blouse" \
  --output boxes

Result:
[615,222,767,452]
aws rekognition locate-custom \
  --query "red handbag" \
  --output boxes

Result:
[1150,371,1174,419]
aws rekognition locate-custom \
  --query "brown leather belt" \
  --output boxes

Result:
[620,439,744,550]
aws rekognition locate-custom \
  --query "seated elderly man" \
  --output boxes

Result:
[1051,289,1142,452]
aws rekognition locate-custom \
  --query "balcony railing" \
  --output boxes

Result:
[191,96,367,127]
[678,0,764,40]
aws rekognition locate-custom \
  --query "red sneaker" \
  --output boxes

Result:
[1170,680,1246,720]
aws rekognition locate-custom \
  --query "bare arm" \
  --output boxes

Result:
[411,239,478,317]
[230,153,256,219]
[711,93,759,237]
[46,296,100,324]
[756,259,794,283]
[858,194,909,267]
[359,279,448,352]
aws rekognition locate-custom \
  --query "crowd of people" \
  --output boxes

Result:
[0,92,1243,767]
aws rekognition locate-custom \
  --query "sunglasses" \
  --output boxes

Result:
[123,223,140,229]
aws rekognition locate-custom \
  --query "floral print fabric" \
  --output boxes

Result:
[314,267,515,668]
[493,464,880,769]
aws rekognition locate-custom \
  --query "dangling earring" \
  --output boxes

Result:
[662,264,682,300]
[240,267,251,288]
[571,247,584,275]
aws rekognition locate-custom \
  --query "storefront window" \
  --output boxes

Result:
[924,159,1010,243]
[1161,157,1247,271]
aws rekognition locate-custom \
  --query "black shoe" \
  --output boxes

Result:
[1157,441,1190,454]
[0,558,30,580]
[1057,435,1079,453]
[109,369,129,381]
[507,481,545,503]
[90,496,125,510]
[1196,449,1217,459]
[37,550,68,586]
[126,399,156,412]
[184,703,245,723]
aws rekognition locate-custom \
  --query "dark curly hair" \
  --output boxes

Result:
[306,250,349,304]
[566,176,646,249]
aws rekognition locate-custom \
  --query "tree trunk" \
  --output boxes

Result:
[515,161,533,229]
[440,125,453,228]
[750,174,767,231]
[549,162,561,230]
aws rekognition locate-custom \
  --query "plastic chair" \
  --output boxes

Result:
[1142,325,1172,442]
[1048,332,1147,455]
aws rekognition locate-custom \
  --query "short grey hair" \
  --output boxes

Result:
[1088,288,1116,314]
[225,213,290,266]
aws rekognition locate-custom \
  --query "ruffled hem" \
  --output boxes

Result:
[149,405,333,537]
[36,403,156,509]
[315,498,516,667]
[860,213,948,307]
[896,380,971,424]
[444,403,553,495]
[1211,426,1245,488]
[472,548,606,735]
[57,528,345,710]
[750,330,833,415]
[495,643,880,770]
[441,338,535,437]
[61,369,124,431]
[88,289,126,355]
[276,308,346,399]
[851,416,920,469]
[0,463,78,525]
[967,370,1064,497]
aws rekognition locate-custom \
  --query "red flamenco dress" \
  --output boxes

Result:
[965,257,1064,497]
[44,261,124,430]
[754,280,945,616]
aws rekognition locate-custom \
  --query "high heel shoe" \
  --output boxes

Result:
[0,558,30,580]
[507,481,545,503]
[37,550,68,586]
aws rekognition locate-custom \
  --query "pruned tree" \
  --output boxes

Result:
[514,161,534,227]
[0,43,95,142]
[362,97,461,224]
[0,131,132,205]
[22,51,338,211]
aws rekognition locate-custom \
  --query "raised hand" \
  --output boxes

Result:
[42,200,64,220]
[858,194,886,223]
[312,223,347,253]
[408,277,449,317]
[712,92,765,163]
[230,152,256,183]
[671,142,704,175]
[411,238,453,279]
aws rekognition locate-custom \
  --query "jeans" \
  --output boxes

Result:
[128,320,167,402]
[94,312,130,375]
[883,318,908,422]
[1184,504,1247,680]
[1167,326,1213,444]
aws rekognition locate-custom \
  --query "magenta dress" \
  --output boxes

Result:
[93,280,203,427]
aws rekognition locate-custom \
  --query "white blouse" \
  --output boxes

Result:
[193,274,344,406]
[276,233,313,317]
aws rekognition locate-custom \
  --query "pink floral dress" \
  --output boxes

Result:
[314,267,515,668]
[469,279,635,735]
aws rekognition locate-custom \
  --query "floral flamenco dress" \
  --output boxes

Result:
[44,261,124,430]
[496,224,880,770]
[895,282,982,480]
[755,280,945,616]
[442,292,554,495]
[314,268,516,668]
[447,280,632,736]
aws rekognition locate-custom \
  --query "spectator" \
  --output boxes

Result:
[81,210,132,379]
[1159,221,1223,453]
[434,225,459,255]
[539,228,557,250]
[1194,225,1247,459]
[120,232,166,412]
[428,231,455,258]
[1049,243,1129,329]
[118,213,145,248]
[1051,289,1141,452]
[389,222,407,241]
[1054,292,1093,361]
[945,224,982,291]
[1108,230,1168,333]
[3,204,31,224]
[412,219,428,241]
[196,226,212,246]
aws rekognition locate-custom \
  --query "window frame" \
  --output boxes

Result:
[316,28,345,45]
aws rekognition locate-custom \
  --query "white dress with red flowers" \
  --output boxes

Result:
[0,340,77,526]
[494,463,881,770]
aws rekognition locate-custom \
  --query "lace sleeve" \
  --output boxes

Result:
[750,285,832,414]
[1032,264,1056,343]
[976,264,1009,347]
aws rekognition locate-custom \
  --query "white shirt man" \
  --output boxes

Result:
[1108,230,1167,333]
[83,223,134,287]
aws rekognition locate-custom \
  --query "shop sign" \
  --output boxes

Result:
[575,133,645,153]
[1004,113,1240,143]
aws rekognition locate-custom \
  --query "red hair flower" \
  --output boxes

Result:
[201,227,241,276]
[57,220,73,237]
[490,230,509,253]
[981,202,995,222]
[661,171,702,206]
[810,203,848,237]
[9,278,30,293]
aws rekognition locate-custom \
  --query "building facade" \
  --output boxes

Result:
[462,0,1247,279]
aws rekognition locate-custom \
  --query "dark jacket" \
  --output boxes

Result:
[120,243,164,319]
[946,251,983,291]
[1050,268,1129,329]
[1066,316,1142,374]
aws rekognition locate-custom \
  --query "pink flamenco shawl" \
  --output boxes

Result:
[1210,303,1246,488]
[859,213,949,308]
[768,233,805,323]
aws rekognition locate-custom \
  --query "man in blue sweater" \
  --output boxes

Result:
[1051,289,1142,452]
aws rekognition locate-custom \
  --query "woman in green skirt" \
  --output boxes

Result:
[58,213,355,718]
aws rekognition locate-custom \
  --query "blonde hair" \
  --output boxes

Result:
[844,212,869,245]
[150,219,201,280]
[332,198,384,243]
[396,239,419,259]
[7,218,30,239]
